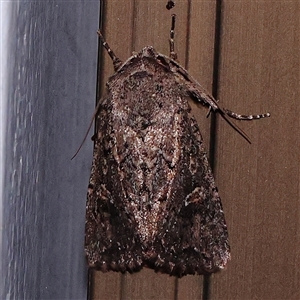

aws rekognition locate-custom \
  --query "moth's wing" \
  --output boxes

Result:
[85,61,230,277]
[85,97,144,273]
[147,113,230,277]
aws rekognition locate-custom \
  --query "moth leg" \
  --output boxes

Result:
[158,48,270,144]
[223,109,270,120]
[169,14,177,60]
[97,30,123,71]
[165,54,270,120]
[204,101,270,120]
[181,81,266,142]
[206,98,220,118]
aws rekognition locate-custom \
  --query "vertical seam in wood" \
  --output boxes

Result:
[209,0,223,172]
[205,0,224,297]
[202,274,211,300]
[131,0,138,52]
[174,277,179,300]
[96,0,107,106]
[120,274,125,300]
[87,269,94,300]
[184,0,192,70]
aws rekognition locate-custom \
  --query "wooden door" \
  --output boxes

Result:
[89,1,300,299]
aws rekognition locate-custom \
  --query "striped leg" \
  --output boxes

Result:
[223,109,271,120]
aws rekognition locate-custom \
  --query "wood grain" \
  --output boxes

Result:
[91,1,300,299]
[214,2,300,300]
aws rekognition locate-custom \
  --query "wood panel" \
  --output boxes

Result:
[213,1,300,300]
[91,1,300,299]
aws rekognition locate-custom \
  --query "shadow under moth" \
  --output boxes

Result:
[85,14,270,277]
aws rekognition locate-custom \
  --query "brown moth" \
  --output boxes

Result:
[85,15,270,277]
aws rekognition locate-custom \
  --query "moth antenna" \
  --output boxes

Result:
[97,30,123,71]
[169,14,177,60]
[71,100,102,160]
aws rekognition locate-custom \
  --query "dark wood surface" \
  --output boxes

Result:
[91,1,300,299]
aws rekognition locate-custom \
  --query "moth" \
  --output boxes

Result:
[85,15,270,277]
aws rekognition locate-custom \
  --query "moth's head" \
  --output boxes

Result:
[111,46,170,77]
[136,46,171,70]
[139,46,158,59]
